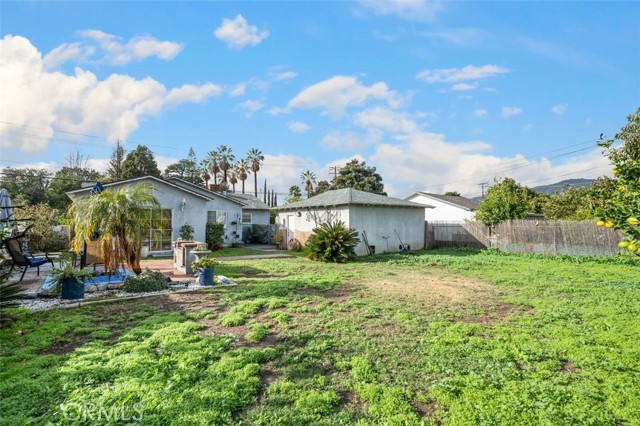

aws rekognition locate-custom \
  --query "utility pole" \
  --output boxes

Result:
[478,182,489,199]
[329,166,340,179]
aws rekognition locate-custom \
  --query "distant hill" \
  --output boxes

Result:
[471,178,597,201]
[530,178,595,195]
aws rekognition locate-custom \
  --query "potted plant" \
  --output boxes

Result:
[51,261,94,300]
[192,257,219,286]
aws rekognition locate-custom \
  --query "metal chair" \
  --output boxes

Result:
[3,230,54,282]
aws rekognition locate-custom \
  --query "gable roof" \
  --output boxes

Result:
[225,193,270,210]
[66,175,246,206]
[407,192,479,211]
[274,188,430,211]
[66,175,214,201]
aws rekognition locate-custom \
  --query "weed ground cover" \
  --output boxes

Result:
[1,249,638,425]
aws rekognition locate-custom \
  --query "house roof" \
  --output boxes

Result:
[407,192,479,211]
[225,193,270,210]
[273,188,429,211]
[66,175,246,206]
[66,175,214,201]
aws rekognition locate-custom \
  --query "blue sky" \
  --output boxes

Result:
[1,1,639,198]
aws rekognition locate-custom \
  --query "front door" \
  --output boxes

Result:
[286,215,295,242]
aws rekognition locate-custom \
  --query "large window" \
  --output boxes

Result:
[143,209,172,251]
[241,213,252,224]
[207,210,227,226]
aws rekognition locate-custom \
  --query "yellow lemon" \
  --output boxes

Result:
[627,217,639,226]
[628,243,638,253]
[605,221,615,228]
[618,241,630,248]
[596,220,606,226]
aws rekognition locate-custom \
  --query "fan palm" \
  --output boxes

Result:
[301,170,317,198]
[202,151,221,186]
[236,159,251,194]
[217,145,235,186]
[68,183,161,275]
[247,148,264,197]
[229,168,238,193]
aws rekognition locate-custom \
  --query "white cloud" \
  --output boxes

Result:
[288,75,403,118]
[354,107,419,133]
[421,28,491,46]
[214,14,269,49]
[287,121,311,134]
[266,106,290,116]
[230,83,246,97]
[166,83,223,105]
[0,35,221,154]
[271,70,298,81]
[369,131,609,197]
[237,99,264,117]
[501,106,523,118]
[321,130,382,152]
[416,64,510,83]
[473,109,488,117]
[259,154,317,195]
[551,103,567,115]
[451,82,478,91]
[355,0,445,22]
[44,30,183,68]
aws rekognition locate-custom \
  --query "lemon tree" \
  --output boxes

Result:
[597,107,640,256]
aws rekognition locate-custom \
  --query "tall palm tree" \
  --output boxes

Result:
[202,151,221,186]
[68,183,161,275]
[236,159,251,194]
[247,148,264,197]
[301,170,317,198]
[229,167,238,193]
[217,145,235,186]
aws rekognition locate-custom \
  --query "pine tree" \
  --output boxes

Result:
[106,139,126,181]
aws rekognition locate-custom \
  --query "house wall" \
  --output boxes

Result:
[243,209,270,227]
[407,194,475,222]
[68,179,244,251]
[347,206,425,256]
[276,207,349,246]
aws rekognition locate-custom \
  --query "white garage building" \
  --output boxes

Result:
[274,188,431,256]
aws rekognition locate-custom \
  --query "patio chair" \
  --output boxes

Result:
[2,229,54,282]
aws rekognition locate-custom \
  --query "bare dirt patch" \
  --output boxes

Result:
[363,270,497,307]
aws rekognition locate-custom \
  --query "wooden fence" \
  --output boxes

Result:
[426,220,624,256]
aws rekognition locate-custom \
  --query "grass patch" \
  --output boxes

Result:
[2,250,639,425]
[209,247,277,258]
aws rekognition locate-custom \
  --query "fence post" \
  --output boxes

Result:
[424,221,429,249]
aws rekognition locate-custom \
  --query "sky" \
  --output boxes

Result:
[1,0,639,199]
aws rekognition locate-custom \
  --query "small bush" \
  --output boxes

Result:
[244,322,270,343]
[206,222,225,249]
[219,312,248,327]
[179,224,194,240]
[123,268,167,293]
[304,221,360,263]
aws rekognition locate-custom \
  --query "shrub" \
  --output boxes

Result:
[206,222,225,249]
[19,204,69,252]
[304,221,360,263]
[123,268,167,293]
[179,224,194,240]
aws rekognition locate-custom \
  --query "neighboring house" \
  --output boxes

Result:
[66,176,245,254]
[405,192,478,222]
[226,193,271,229]
[273,188,429,256]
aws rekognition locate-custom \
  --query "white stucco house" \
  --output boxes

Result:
[405,192,479,223]
[66,176,252,255]
[273,188,430,256]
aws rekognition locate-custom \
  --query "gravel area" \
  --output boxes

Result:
[1,275,237,312]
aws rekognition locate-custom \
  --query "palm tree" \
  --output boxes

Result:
[247,148,264,197]
[236,159,251,194]
[229,167,238,193]
[68,183,161,275]
[217,145,235,187]
[200,170,210,188]
[202,151,221,186]
[301,170,317,198]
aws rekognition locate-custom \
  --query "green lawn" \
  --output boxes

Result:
[1,249,639,425]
